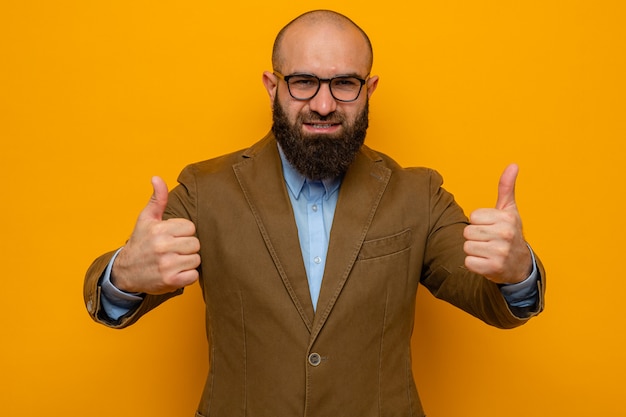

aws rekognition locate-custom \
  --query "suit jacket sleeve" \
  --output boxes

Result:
[83,166,198,329]
[419,169,545,329]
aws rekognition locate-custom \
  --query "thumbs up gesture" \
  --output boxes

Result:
[111,176,201,295]
[463,164,532,284]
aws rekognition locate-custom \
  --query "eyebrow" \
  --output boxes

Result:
[288,71,368,79]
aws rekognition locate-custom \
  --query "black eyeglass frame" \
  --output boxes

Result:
[274,71,368,102]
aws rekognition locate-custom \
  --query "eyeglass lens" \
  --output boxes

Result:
[287,75,364,101]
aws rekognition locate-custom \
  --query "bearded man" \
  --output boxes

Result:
[84,9,544,417]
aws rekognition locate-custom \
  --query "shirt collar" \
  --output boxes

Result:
[277,144,341,200]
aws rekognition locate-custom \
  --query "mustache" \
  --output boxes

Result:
[300,111,345,124]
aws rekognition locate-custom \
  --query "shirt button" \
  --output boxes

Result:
[308,352,321,366]
[314,256,321,264]
[312,204,318,212]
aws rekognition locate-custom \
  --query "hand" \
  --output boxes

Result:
[463,164,531,284]
[112,176,201,295]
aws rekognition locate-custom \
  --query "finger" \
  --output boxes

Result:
[468,208,500,226]
[463,224,493,242]
[171,267,200,287]
[179,253,202,271]
[141,176,169,222]
[152,234,200,255]
[464,255,503,279]
[155,268,200,295]
[161,218,197,238]
[463,239,507,258]
[172,236,201,255]
[160,255,201,287]
[495,164,519,210]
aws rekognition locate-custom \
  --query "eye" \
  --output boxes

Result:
[289,76,317,88]
[332,77,360,89]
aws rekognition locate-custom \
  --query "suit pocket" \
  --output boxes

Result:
[357,228,412,260]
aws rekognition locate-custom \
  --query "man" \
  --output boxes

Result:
[84,9,544,417]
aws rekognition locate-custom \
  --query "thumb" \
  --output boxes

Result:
[495,164,518,210]
[141,176,169,221]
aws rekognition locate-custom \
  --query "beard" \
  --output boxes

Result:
[271,98,369,181]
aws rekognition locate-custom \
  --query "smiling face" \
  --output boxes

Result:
[262,12,379,180]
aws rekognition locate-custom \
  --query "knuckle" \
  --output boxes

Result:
[156,254,175,274]
[492,245,510,263]
[152,239,169,256]
[151,221,167,235]
[161,271,179,287]
[489,257,506,276]
[500,227,516,242]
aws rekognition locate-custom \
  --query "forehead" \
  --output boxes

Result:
[278,22,371,76]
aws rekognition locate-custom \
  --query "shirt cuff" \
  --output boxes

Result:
[100,248,144,320]
[499,245,539,308]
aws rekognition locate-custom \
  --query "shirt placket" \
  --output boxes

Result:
[305,180,327,309]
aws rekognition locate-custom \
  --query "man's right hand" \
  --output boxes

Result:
[111,176,201,295]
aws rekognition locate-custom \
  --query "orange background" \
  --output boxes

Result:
[2,1,625,416]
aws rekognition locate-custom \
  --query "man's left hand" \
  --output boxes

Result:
[463,164,532,284]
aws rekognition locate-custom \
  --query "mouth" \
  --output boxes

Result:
[303,121,342,133]
[308,123,338,128]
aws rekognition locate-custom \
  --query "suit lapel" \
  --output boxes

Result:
[233,134,316,331]
[311,147,391,342]
[232,135,391,339]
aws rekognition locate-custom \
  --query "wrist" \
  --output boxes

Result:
[110,248,134,293]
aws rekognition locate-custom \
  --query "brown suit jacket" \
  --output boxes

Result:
[84,132,545,417]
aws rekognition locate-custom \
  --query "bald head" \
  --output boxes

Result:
[272,10,373,74]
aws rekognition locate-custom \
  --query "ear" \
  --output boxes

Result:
[366,75,379,99]
[262,71,278,105]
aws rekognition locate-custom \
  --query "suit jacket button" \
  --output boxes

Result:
[308,352,321,366]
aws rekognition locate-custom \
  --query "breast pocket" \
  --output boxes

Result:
[357,228,412,261]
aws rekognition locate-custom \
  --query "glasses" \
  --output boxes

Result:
[274,71,367,102]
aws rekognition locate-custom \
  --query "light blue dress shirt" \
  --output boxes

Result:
[100,147,538,319]
[279,150,341,310]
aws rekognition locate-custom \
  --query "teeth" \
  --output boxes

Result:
[311,124,333,128]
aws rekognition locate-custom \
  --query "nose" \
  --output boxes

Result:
[308,81,337,116]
